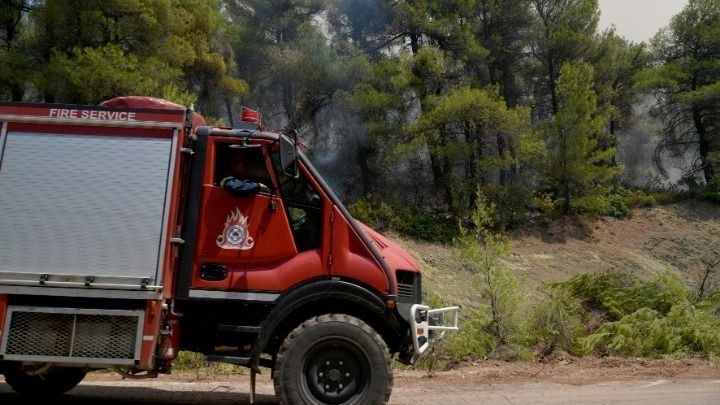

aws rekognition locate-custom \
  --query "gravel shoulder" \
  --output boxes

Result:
[2,357,718,404]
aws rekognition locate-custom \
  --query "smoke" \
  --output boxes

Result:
[616,98,695,189]
[302,100,367,201]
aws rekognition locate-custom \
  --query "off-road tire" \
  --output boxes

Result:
[4,366,86,396]
[273,314,393,405]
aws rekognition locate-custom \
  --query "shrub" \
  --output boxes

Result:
[602,194,631,218]
[619,188,685,208]
[442,309,497,360]
[173,351,244,379]
[570,194,630,219]
[450,190,532,360]
[704,175,720,203]
[554,271,687,320]
[348,197,459,242]
[532,288,586,355]
[570,189,686,219]
[347,197,396,230]
[582,304,720,358]
[553,271,720,359]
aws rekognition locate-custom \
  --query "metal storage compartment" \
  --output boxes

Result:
[0,130,176,293]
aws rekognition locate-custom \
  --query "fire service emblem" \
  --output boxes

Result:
[216,208,255,250]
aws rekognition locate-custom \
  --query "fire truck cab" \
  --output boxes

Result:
[0,97,458,404]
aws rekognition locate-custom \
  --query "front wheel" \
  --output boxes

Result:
[273,314,393,405]
[3,365,86,396]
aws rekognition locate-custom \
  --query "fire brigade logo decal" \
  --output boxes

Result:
[216,208,255,250]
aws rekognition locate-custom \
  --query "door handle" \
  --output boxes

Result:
[200,264,228,281]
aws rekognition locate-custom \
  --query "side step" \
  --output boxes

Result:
[206,355,251,366]
[206,355,273,368]
[218,324,261,334]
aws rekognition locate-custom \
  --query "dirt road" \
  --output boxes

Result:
[1,358,719,404]
[1,377,719,404]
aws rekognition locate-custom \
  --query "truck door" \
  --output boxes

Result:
[188,138,327,299]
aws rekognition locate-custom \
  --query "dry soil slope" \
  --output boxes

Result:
[394,200,720,307]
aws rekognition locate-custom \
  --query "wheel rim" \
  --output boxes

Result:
[301,337,370,404]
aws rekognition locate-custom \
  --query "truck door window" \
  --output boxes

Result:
[272,153,322,252]
[214,144,272,189]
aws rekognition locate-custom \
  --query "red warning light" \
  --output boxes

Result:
[240,107,260,124]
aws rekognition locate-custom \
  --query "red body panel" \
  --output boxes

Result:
[190,134,399,295]
[191,137,331,293]
[330,206,390,294]
[139,300,163,369]
[228,250,323,291]
[192,190,301,291]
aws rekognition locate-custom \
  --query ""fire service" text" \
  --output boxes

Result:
[49,109,137,121]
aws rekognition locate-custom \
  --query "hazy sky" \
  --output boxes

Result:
[598,0,688,43]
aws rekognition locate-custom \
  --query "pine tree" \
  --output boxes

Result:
[636,0,720,183]
[545,62,619,214]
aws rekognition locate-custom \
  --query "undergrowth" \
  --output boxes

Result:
[172,351,246,379]
[422,269,720,373]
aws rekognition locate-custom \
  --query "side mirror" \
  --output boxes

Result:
[279,130,299,178]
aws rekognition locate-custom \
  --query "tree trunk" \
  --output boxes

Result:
[224,97,235,128]
[282,74,294,126]
[693,106,715,182]
[10,84,23,102]
[563,179,570,214]
[549,58,558,115]
[357,143,375,195]
[409,33,420,55]
[501,65,518,108]
[428,149,450,208]
[496,132,508,185]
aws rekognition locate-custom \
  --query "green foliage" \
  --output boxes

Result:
[173,351,244,379]
[570,188,685,219]
[442,309,497,360]
[544,62,621,215]
[619,188,686,208]
[571,193,629,218]
[538,271,720,359]
[411,86,544,215]
[531,288,586,355]
[348,197,459,242]
[431,268,720,365]
[531,0,600,115]
[635,0,720,183]
[704,176,720,202]
[454,191,529,351]
[40,45,189,104]
[2,0,243,111]
[0,0,682,226]
[555,271,687,320]
[582,304,720,358]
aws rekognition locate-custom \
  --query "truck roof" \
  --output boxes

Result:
[0,96,201,130]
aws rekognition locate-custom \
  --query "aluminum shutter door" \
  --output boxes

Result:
[0,132,173,286]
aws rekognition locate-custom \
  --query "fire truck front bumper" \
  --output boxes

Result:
[408,304,459,360]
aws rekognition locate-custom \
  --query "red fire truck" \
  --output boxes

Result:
[0,97,458,404]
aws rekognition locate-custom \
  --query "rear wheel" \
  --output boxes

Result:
[273,314,393,405]
[3,365,86,396]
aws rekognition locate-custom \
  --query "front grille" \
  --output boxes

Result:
[398,283,415,297]
[396,270,421,303]
[1,307,143,364]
